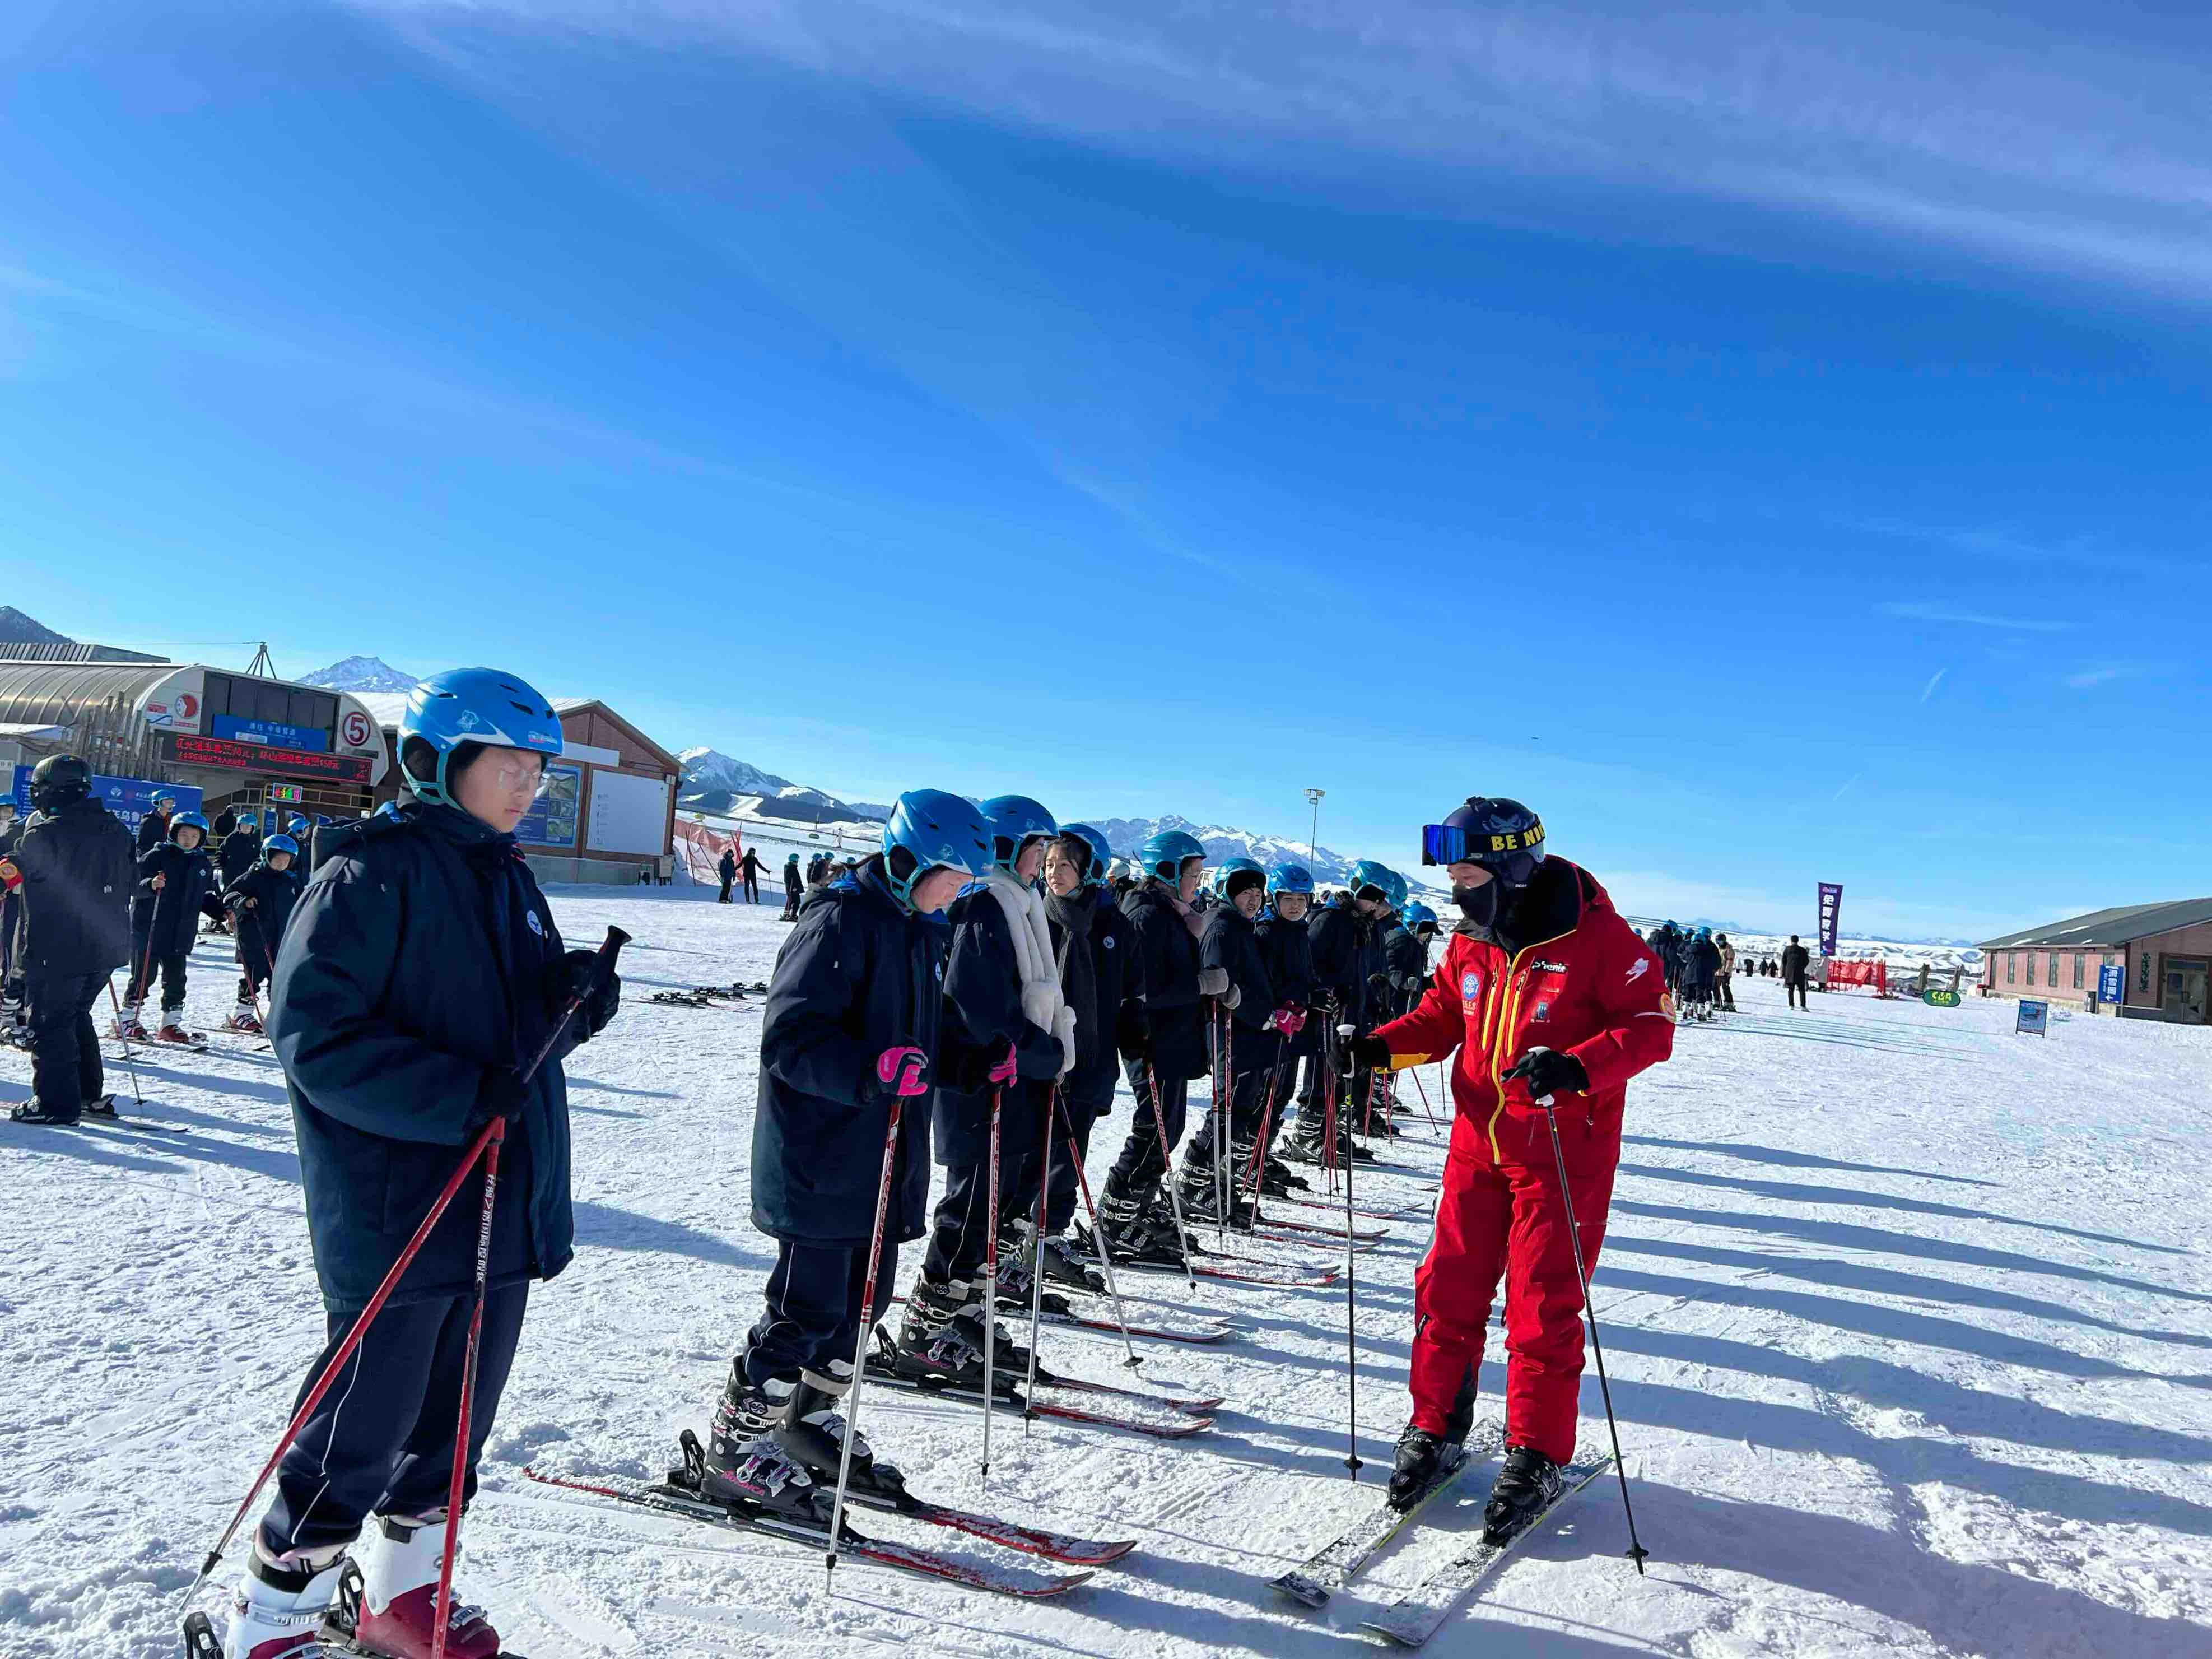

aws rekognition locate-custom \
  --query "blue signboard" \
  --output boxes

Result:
[2097,964,2125,1006]
[514,762,583,849]
[211,713,329,753]
[2015,998,2049,1036]
[10,766,202,831]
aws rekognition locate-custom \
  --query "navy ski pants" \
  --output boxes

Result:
[742,1239,898,1390]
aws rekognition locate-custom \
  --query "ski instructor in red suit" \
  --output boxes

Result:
[1344,797,1671,1540]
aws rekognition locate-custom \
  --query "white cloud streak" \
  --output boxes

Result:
[1919,667,1948,703]
[1882,602,2069,633]
[354,1,2212,298]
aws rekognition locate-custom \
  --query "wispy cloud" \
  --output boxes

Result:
[2065,663,2150,689]
[1883,602,2069,633]
[1832,770,1864,803]
[1919,667,1948,703]
[355,2,2212,298]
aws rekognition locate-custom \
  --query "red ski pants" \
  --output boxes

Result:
[1408,1139,1617,1465]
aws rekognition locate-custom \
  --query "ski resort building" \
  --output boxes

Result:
[0,645,390,828]
[1978,899,2212,1023]
[356,693,681,886]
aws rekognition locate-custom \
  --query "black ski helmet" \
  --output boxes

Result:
[1421,797,1546,888]
[28,753,93,811]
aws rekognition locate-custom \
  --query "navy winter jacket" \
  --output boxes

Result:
[269,802,579,1314]
[1306,904,1367,1025]
[751,858,948,1248]
[223,860,304,977]
[132,841,216,959]
[1122,881,1206,1081]
[931,884,1065,1168]
[1203,901,1278,1074]
[1051,884,1138,1115]
[1382,922,1429,1018]
[1256,908,1318,1056]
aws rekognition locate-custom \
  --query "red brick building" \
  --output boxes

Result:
[1979,900,2212,1023]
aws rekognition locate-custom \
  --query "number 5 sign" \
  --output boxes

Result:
[341,709,373,749]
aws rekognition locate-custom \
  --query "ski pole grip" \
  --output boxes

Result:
[595,924,632,975]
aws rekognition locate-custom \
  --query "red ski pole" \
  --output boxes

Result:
[430,1116,504,1659]
[827,1095,906,1582]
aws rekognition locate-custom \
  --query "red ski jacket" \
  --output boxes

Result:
[1372,858,1671,1169]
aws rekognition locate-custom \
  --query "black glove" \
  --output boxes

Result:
[470,1063,529,1129]
[1505,1047,1589,1100]
[562,947,621,1040]
[1339,1033,1391,1075]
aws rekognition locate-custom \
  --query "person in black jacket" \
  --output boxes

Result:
[716,845,737,903]
[3,756,134,1124]
[0,800,22,1036]
[134,792,177,856]
[1176,865,1278,1225]
[1097,831,1208,1261]
[217,815,261,888]
[780,851,803,919]
[698,789,984,1523]
[738,845,765,903]
[1286,877,1386,1163]
[1247,866,1317,1195]
[1028,824,1138,1290]
[225,668,615,1659]
[1781,934,1811,1009]
[220,831,302,1034]
[896,794,1067,1381]
[122,811,217,1040]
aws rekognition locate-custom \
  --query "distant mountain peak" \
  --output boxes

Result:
[676,748,885,825]
[0,607,73,645]
[299,655,420,693]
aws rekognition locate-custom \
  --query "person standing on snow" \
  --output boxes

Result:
[123,810,217,1042]
[222,668,619,1659]
[1780,933,1811,1010]
[220,832,304,1035]
[136,791,178,856]
[780,852,803,920]
[738,845,766,904]
[716,845,737,903]
[1285,865,1390,1165]
[3,755,134,1124]
[1715,933,1737,1011]
[895,795,1070,1384]
[699,790,985,1522]
[1345,797,1671,1542]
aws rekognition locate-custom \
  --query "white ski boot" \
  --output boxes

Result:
[220,1540,347,1659]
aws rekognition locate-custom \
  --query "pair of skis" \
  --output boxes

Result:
[1268,1433,1614,1646]
[866,1329,1217,1438]
[524,1429,1131,1600]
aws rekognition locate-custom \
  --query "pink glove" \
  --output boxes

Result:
[874,1046,930,1098]
[1269,1003,1307,1036]
[988,1043,1018,1085]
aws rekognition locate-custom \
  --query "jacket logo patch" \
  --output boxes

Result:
[1104,937,1116,949]
[1533,1001,1551,1021]
[1626,958,1650,983]
[525,910,545,937]
[1531,959,1568,974]
[1460,970,1483,999]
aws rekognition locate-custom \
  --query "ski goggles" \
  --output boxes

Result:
[1421,821,1546,884]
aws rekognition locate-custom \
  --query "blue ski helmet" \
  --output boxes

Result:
[1058,822,1113,886]
[398,667,565,808]
[1267,863,1316,896]
[1404,900,1439,930]
[169,810,210,840]
[881,788,991,907]
[977,794,1056,873]
[263,833,301,862]
[1213,856,1263,893]
[1137,828,1207,884]
[1348,859,1406,910]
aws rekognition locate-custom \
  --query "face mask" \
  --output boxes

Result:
[1453,881,1499,928]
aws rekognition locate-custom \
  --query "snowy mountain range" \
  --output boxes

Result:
[1081,814,1437,893]
[0,607,72,645]
[298,654,422,693]
[677,747,891,824]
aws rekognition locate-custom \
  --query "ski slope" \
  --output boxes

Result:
[3,889,2209,1657]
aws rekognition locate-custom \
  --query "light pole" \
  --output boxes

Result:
[1305,787,1325,868]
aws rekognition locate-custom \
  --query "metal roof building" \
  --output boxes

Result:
[1978,899,2212,1023]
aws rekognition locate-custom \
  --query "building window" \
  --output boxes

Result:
[2139,952,2151,997]
[2047,952,2059,986]
[2073,954,2084,989]
[2024,954,2033,986]
[2007,954,2016,984]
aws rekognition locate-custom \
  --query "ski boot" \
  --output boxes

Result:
[886,1289,994,1390]
[10,1099,81,1126]
[698,1369,828,1522]
[224,1002,264,1035]
[1035,1232,1106,1295]
[217,1540,348,1659]
[1138,1189,1195,1261]
[1177,1160,1254,1230]
[1094,1173,1158,1262]
[1482,1444,1565,1545]
[114,1001,150,1042]
[343,1512,501,1659]
[933,1277,1033,1374]
[770,1376,905,1502]
[157,1011,199,1046]
[1387,1423,1460,1511]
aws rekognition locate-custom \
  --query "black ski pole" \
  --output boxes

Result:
[1333,1020,1362,1481]
[1529,1082,1649,1574]
[103,980,146,1110]
[1056,1093,1142,1370]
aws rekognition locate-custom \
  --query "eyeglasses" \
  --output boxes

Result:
[488,756,549,795]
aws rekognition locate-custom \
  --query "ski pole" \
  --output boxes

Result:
[1533,1089,1650,1574]
[1023,1088,1053,1437]
[1214,1006,1230,1249]
[1407,1062,1444,1136]
[827,1094,904,1586]
[103,979,145,1110]
[180,926,628,1620]
[1144,1061,1199,1291]
[431,1114,505,1659]
[1056,1095,1142,1370]
[981,1084,1001,1487]
[1334,1021,1362,1481]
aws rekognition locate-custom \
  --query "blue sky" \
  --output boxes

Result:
[4,1,2208,941]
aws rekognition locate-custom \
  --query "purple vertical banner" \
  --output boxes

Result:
[1817,882,1843,958]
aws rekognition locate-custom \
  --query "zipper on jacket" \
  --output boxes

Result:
[1483,921,1576,1162]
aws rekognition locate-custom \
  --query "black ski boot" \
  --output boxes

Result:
[1035,1232,1106,1295]
[995,1227,1075,1316]
[1482,1444,1565,1544]
[1177,1160,1254,1230]
[698,1369,828,1522]
[771,1377,904,1502]
[890,1279,1006,1391]
[1095,1173,1158,1261]
[9,1100,80,1126]
[1388,1423,1455,1511]
[1262,1150,1310,1193]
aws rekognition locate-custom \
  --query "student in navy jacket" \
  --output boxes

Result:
[219,831,303,1035]
[1176,865,1278,1224]
[122,810,216,1039]
[699,790,989,1523]
[225,669,613,1659]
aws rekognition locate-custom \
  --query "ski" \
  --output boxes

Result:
[1269,1435,1484,1610]
[1276,1192,1427,1225]
[1255,1210,1391,1243]
[1249,1224,1384,1256]
[893,1293,1237,1350]
[85,1096,189,1133]
[1069,1223,1339,1288]
[869,1336,1214,1438]
[1031,1370,1222,1416]
[1359,1453,1615,1646]
[520,1460,1092,1598]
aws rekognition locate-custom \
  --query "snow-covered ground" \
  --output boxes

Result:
[4,889,2209,1657]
